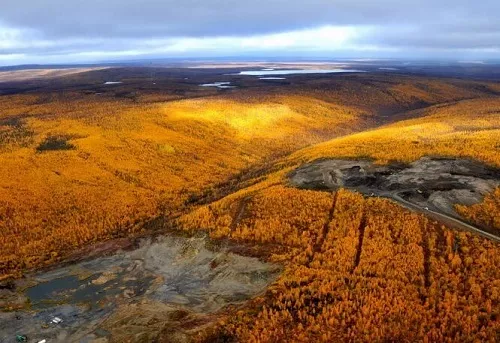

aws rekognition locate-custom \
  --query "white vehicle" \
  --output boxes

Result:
[37,340,47,343]
[51,317,63,324]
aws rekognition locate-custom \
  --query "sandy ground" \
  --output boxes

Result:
[0,68,108,82]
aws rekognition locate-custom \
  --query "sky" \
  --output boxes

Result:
[0,0,499,66]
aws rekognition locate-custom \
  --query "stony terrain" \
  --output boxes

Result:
[0,234,280,342]
[289,157,500,235]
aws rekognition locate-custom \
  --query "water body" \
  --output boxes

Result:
[103,81,122,85]
[0,234,280,342]
[199,82,235,89]
[236,69,365,76]
[259,77,287,80]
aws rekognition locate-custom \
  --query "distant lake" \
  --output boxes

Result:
[199,81,235,89]
[259,77,287,80]
[104,81,122,85]
[236,69,365,76]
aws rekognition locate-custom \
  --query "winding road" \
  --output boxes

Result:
[291,158,500,243]
[379,190,500,243]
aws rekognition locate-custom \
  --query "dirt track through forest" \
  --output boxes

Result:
[289,157,500,242]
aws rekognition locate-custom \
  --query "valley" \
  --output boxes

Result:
[0,63,499,342]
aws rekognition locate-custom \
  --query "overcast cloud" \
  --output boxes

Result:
[0,0,499,65]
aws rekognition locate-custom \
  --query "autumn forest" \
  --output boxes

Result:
[0,66,499,342]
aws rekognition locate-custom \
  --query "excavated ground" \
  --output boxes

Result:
[0,234,280,343]
[289,157,500,234]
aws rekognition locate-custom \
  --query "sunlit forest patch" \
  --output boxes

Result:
[0,71,499,341]
[177,97,500,342]
[0,92,368,278]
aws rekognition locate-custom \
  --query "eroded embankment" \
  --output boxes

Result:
[0,234,280,342]
[289,157,500,238]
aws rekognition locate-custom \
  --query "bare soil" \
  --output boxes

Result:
[0,234,280,343]
[289,157,500,234]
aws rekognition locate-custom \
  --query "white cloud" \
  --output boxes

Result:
[239,26,364,50]
[0,25,372,65]
[0,21,498,66]
[0,25,28,49]
[0,53,26,61]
